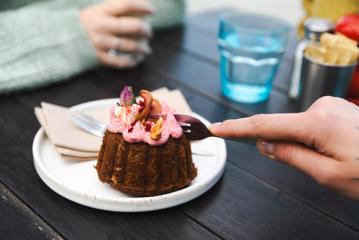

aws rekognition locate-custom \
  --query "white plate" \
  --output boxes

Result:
[33,99,227,212]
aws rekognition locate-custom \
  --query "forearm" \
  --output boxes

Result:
[0,2,99,94]
[149,0,185,30]
[0,0,102,10]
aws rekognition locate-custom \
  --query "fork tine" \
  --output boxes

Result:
[178,122,191,127]
[74,113,106,130]
[180,125,191,130]
[173,114,197,123]
[72,114,97,130]
[73,114,104,131]
[71,116,104,137]
[70,112,107,137]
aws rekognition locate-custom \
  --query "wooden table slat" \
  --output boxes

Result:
[184,162,359,240]
[0,182,62,240]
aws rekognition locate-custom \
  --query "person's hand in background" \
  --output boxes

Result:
[210,96,359,200]
[80,0,153,69]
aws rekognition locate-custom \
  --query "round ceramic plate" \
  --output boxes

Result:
[33,99,227,212]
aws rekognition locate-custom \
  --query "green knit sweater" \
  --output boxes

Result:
[0,0,185,94]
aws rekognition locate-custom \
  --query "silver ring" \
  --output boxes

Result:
[108,48,122,57]
[107,38,123,57]
[107,49,145,63]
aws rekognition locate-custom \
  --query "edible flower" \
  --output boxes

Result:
[150,117,163,140]
[119,86,134,107]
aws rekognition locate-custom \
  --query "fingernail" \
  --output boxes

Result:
[257,141,275,159]
[209,122,222,129]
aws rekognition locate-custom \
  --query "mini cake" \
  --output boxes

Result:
[96,87,197,196]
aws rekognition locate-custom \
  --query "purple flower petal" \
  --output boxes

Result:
[120,86,134,107]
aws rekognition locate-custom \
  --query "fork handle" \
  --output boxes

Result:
[226,137,257,145]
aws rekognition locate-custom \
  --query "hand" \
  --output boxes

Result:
[209,97,359,200]
[80,0,153,68]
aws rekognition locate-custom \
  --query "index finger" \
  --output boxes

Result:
[105,0,154,17]
[210,113,315,146]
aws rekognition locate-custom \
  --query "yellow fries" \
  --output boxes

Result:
[304,33,359,65]
[305,44,326,62]
[320,33,357,48]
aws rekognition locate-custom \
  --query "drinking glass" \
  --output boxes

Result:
[218,13,289,103]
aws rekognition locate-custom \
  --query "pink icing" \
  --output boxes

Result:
[107,101,183,146]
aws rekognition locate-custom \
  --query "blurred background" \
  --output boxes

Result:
[188,0,303,25]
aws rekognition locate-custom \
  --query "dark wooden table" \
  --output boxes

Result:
[1,11,359,240]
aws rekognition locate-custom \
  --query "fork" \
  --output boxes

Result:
[70,111,215,156]
[151,114,257,145]
[70,111,256,146]
[70,111,107,137]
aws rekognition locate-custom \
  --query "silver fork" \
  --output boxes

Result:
[70,111,107,137]
[69,112,215,156]
[70,111,257,145]
[150,114,257,145]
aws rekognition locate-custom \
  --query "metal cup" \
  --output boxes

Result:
[299,56,357,110]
